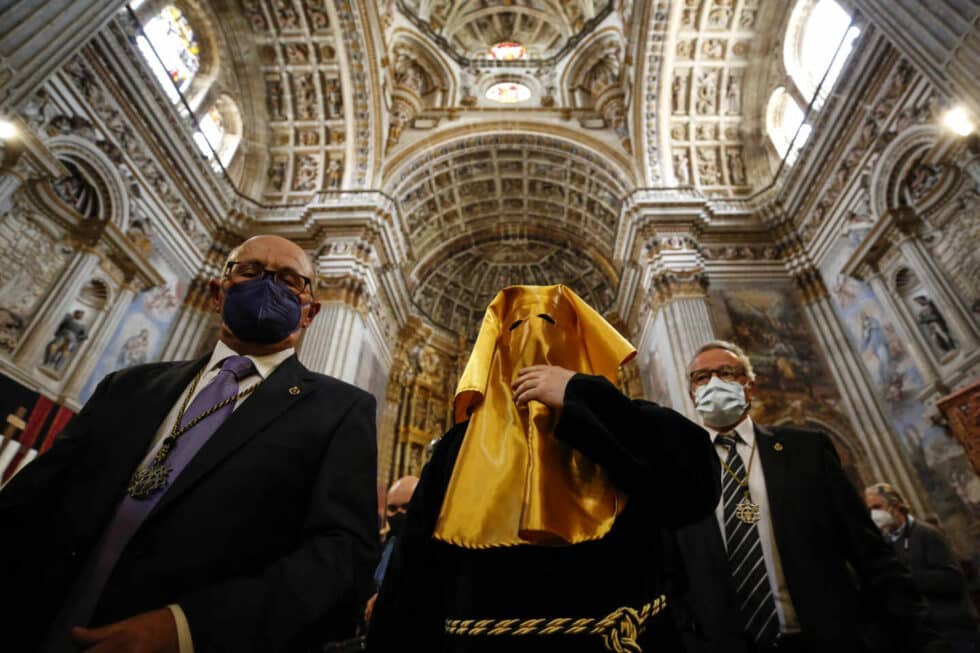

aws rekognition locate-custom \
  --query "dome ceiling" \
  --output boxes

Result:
[398,0,613,62]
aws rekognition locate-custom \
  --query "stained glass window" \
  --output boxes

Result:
[490,42,527,61]
[486,82,531,104]
[136,5,200,102]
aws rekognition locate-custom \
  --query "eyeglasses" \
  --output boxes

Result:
[225,260,313,296]
[688,365,746,387]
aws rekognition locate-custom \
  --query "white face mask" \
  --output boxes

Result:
[694,376,748,428]
[870,509,896,533]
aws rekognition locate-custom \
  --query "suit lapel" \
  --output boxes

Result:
[756,423,797,562]
[98,356,208,486]
[147,355,316,518]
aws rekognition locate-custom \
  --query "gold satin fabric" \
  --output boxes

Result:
[434,285,637,548]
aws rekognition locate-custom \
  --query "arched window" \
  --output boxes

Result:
[766,88,811,162]
[784,0,860,108]
[193,97,242,168]
[136,5,201,103]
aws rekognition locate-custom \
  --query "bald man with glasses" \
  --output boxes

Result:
[664,340,944,653]
[1,235,379,653]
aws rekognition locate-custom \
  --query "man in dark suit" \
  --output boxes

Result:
[666,340,943,653]
[865,483,979,651]
[0,235,379,653]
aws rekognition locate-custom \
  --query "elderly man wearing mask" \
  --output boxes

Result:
[367,284,720,653]
[866,483,979,652]
[664,340,945,653]
[1,235,379,653]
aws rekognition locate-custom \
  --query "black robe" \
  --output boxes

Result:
[367,373,720,653]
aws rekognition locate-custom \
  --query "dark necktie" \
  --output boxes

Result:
[44,355,256,651]
[717,433,779,646]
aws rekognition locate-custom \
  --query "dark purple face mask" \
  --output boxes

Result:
[222,277,302,345]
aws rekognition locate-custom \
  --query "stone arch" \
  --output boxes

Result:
[868,124,940,216]
[386,29,456,106]
[43,136,131,230]
[561,27,626,109]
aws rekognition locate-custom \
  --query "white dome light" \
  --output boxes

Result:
[942,106,975,137]
[485,82,531,104]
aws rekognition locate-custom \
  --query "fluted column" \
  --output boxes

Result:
[158,278,217,361]
[614,191,714,416]
[0,0,125,111]
[299,293,367,384]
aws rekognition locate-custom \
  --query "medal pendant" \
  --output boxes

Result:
[127,464,172,500]
[734,498,761,524]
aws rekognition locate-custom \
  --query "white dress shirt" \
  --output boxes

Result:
[138,341,295,653]
[705,415,800,634]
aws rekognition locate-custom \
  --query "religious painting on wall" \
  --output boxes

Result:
[909,293,958,360]
[39,309,90,375]
[78,238,189,403]
[821,232,980,560]
[709,283,841,424]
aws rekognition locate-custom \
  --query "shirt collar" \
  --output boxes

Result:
[889,514,913,542]
[208,340,295,380]
[704,415,756,447]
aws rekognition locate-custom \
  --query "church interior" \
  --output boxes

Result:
[0,0,977,581]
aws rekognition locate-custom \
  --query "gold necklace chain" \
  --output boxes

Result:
[718,434,757,488]
[127,365,262,499]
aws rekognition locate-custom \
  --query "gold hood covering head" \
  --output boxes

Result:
[434,284,637,548]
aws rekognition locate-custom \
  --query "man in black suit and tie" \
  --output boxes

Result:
[666,340,943,653]
[0,235,379,653]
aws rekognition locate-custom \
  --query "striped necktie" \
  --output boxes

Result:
[717,433,779,646]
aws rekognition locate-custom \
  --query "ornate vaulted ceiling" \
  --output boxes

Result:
[205,0,787,336]
[385,132,630,335]
[398,0,613,61]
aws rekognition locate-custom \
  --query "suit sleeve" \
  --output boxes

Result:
[366,426,462,653]
[178,393,380,653]
[820,433,941,651]
[912,526,967,596]
[555,373,720,528]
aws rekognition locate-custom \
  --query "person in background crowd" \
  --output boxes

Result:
[364,475,419,624]
[866,483,979,652]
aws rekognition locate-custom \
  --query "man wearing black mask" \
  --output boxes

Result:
[0,235,379,653]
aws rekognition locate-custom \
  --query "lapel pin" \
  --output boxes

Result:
[774,442,784,452]
[288,386,301,396]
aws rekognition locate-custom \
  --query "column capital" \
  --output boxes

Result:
[649,269,710,311]
[614,189,710,265]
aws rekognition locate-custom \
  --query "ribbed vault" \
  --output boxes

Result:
[387,132,633,337]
